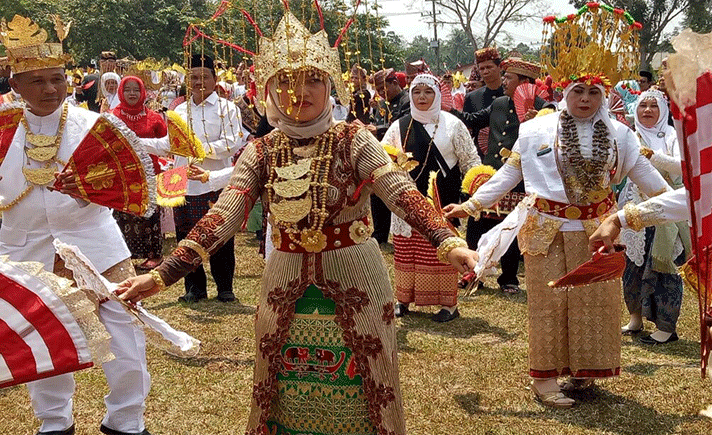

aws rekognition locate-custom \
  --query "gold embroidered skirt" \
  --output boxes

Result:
[525,231,621,379]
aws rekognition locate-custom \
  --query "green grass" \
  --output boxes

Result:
[3,233,712,434]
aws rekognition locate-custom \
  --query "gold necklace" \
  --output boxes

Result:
[0,104,69,211]
[266,127,337,252]
[22,103,68,186]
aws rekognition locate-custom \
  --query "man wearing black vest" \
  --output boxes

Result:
[449,57,548,294]
[462,48,504,156]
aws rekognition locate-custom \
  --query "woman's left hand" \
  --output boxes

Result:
[447,247,479,274]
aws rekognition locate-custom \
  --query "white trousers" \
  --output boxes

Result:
[27,300,151,433]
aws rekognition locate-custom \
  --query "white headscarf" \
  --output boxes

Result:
[634,89,676,154]
[265,73,336,140]
[101,72,121,110]
[409,73,441,125]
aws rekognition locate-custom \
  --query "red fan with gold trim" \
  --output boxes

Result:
[548,245,626,288]
[53,114,156,217]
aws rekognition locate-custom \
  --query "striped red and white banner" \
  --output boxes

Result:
[0,261,94,389]
[671,71,712,251]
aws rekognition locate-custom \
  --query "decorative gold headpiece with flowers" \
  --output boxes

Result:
[0,15,72,74]
[541,3,641,91]
[253,11,349,113]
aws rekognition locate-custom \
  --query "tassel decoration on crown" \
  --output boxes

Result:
[541,3,642,92]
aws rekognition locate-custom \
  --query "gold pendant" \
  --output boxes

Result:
[293,144,317,158]
[25,146,59,162]
[23,166,56,186]
[270,196,312,223]
[26,133,57,147]
[272,178,310,198]
[300,229,327,253]
[274,158,312,180]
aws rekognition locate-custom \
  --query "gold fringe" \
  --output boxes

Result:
[156,194,186,208]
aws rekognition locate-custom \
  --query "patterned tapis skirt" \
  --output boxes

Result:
[113,211,162,259]
[524,231,621,379]
[393,232,458,307]
[266,284,377,435]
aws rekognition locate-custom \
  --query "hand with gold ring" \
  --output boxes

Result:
[115,273,163,305]
[187,165,210,183]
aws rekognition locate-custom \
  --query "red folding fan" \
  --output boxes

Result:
[513,83,545,122]
[548,245,627,288]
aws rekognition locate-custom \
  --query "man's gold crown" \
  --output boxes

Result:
[0,15,72,74]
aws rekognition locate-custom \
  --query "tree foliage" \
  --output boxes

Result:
[432,0,545,51]
[0,0,402,70]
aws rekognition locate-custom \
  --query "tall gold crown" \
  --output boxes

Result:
[0,15,72,74]
[253,11,348,113]
[541,3,641,91]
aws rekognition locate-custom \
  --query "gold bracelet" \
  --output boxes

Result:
[200,170,211,183]
[149,269,167,293]
[463,198,483,220]
[437,236,468,264]
[640,146,654,159]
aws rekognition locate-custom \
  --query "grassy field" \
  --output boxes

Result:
[3,233,712,435]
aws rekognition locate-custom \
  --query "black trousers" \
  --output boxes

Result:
[174,191,235,297]
[466,216,520,286]
[370,194,391,245]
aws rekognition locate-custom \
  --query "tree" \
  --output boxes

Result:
[570,0,689,69]
[684,0,712,33]
[431,0,546,51]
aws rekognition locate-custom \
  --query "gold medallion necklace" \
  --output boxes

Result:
[0,104,69,211]
[266,127,336,252]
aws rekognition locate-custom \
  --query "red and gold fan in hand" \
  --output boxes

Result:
[53,114,157,217]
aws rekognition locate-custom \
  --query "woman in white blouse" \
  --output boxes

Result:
[383,73,480,323]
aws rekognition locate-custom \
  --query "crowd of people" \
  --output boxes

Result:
[0,4,705,435]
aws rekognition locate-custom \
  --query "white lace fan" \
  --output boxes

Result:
[53,240,200,357]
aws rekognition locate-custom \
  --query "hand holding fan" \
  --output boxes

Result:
[513,83,540,122]
[548,245,626,288]
[166,111,206,160]
[53,114,157,217]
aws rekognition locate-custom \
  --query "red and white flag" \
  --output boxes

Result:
[0,260,96,389]
[671,70,712,376]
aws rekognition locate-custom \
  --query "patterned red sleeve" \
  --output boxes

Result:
[156,140,266,286]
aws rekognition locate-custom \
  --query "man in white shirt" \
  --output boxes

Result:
[0,15,151,435]
[168,54,247,303]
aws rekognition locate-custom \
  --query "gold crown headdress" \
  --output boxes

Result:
[541,3,641,91]
[0,15,72,74]
[253,11,349,113]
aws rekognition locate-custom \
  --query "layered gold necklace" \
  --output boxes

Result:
[0,103,68,212]
[265,128,336,252]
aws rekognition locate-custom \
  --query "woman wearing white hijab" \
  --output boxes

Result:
[445,79,672,406]
[383,73,480,322]
[618,89,689,344]
[100,71,121,112]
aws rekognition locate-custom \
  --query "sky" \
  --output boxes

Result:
[379,0,574,46]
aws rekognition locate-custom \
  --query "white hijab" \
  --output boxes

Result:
[265,73,336,140]
[409,73,441,125]
[634,90,676,154]
[101,72,121,110]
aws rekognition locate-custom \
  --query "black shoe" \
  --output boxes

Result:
[638,331,679,345]
[216,292,236,302]
[394,303,409,317]
[100,424,151,435]
[178,292,207,303]
[37,424,75,435]
[432,308,460,323]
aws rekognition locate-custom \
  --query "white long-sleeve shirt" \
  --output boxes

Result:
[144,92,247,195]
[0,104,130,272]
